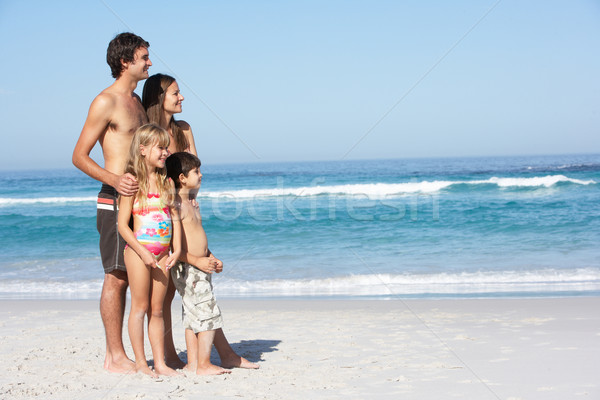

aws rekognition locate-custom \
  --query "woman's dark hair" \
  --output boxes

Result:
[142,73,189,152]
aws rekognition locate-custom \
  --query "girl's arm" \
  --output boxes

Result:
[165,202,181,270]
[117,195,157,268]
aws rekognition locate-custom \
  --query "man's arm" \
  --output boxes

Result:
[72,94,138,195]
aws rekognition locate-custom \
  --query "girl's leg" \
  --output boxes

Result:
[124,248,156,377]
[147,255,180,376]
[163,278,185,369]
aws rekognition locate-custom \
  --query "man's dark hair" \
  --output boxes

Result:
[106,32,149,78]
[166,152,201,188]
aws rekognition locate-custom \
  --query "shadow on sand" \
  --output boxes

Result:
[170,339,282,365]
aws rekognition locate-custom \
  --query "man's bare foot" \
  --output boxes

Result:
[197,364,232,376]
[136,364,158,378]
[221,354,259,369]
[165,356,186,370]
[155,364,183,376]
[104,354,136,374]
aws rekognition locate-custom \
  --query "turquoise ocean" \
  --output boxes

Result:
[1,154,599,299]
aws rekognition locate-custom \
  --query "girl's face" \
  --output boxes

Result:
[163,81,184,115]
[141,140,169,169]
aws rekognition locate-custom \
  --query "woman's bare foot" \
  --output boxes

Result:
[197,364,232,376]
[221,354,259,369]
[136,364,158,378]
[155,364,183,377]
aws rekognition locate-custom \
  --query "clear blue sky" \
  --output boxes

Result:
[0,0,598,170]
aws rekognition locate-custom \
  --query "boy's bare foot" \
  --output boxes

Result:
[221,354,259,369]
[104,355,136,374]
[155,364,183,377]
[197,364,232,376]
[165,356,186,370]
[136,364,158,378]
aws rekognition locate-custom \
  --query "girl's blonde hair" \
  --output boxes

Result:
[125,123,174,208]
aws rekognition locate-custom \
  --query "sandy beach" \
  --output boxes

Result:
[0,297,598,399]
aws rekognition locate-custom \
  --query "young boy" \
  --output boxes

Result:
[166,152,257,375]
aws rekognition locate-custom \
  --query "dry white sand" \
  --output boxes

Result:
[0,297,598,399]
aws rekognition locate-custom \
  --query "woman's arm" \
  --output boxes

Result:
[177,120,197,156]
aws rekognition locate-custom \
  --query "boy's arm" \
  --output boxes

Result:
[207,249,223,272]
[117,195,157,268]
[179,251,221,274]
[72,94,138,196]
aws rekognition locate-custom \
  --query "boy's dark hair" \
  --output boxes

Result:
[106,32,150,79]
[166,152,201,188]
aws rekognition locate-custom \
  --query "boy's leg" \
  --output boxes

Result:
[147,257,180,376]
[214,328,259,369]
[163,278,185,369]
[100,269,135,373]
[124,248,156,378]
[184,328,198,373]
[196,330,230,375]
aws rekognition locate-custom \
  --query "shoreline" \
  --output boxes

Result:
[1,297,598,399]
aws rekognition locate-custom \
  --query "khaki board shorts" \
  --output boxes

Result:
[171,262,224,333]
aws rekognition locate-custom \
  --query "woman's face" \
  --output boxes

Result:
[162,81,184,115]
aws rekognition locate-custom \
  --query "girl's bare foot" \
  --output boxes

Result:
[221,354,259,369]
[197,364,232,376]
[136,364,158,378]
[155,364,183,377]
[182,363,196,374]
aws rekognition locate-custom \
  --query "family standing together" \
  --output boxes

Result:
[72,32,258,377]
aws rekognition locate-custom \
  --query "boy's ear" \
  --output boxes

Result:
[178,172,186,184]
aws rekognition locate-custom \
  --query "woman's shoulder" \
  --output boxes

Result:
[175,119,192,131]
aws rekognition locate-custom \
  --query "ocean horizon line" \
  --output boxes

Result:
[2,152,599,174]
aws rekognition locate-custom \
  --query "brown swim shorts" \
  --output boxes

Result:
[96,184,127,273]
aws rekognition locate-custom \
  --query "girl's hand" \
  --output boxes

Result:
[165,251,181,271]
[140,249,158,269]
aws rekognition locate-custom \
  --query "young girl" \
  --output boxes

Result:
[118,123,182,377]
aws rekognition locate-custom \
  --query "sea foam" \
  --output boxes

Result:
[0,175,594,205]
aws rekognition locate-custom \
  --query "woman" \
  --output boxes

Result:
[142,73,197,156]
[142,74,259,371]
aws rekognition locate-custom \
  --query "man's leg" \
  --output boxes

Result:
[100,269,134,373]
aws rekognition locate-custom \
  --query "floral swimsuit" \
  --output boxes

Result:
[131,193,172,257]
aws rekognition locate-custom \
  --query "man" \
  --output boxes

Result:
[72,32,151,373]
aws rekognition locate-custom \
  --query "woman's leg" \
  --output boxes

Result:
[124,247,155,377]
